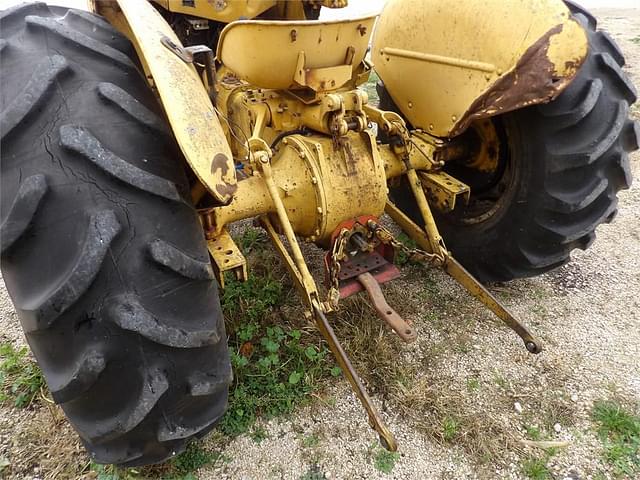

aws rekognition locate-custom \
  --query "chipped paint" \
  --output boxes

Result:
[451,23,586,136]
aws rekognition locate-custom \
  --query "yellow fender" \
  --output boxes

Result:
[92,0,237,204]
[372,0,589,138]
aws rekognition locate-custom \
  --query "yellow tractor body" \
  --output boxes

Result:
[86,0,598,450]
[373,0,588,137]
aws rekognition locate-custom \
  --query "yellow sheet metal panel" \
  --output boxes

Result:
[115,0,236,204]
[151,0,277,23]
[373,0,588,138]
[217,15,376,91]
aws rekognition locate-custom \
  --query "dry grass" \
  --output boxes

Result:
[2,402,88,479]
[330,262,579,470]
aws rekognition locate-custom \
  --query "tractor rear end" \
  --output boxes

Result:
[0,0,637,466]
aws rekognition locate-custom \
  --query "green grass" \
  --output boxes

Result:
[631,36,640,45]
[521,456,551,480]
[91,441,224,479]
[302,433,320,448]
[218,230,344,438]
[525,425,543,441]
[394,233,418,266]
[493,372,508,389]
[466,378,480,392]
[0,342,45,408]
[236,226,269,252]
[372,446,400,474]
[221,272,284,322]
[219,315,336,436]
[170,442,222,476]
[250,425,269,443]
[363,70,380,105]
[300,465,326,480]
[442,416,460,442]
[592,400,640,477]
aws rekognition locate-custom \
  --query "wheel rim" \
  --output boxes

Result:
[442,118,518,225]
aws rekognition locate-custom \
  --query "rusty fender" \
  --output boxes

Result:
[373,0,589,138]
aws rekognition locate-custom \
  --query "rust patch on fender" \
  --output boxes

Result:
[211,153,237,201]
[451,24,586,137]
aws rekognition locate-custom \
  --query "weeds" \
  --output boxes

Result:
[592,400,640,477]
[300,464,326,480]
[91,441,223,479]
[171,442,223,476]
[442,416,460,442]
[394,233,417,266]
[363,70,380,105]
[222,273,284,322]
[371,444,400,474]
[521,456,551,480]
[466,378,480,391]
[525,425,543,441]
[250,425,269,443]
[0,342,45,408]
[236,226,269,252]
[220,322,335,436]
[302,434,320,448]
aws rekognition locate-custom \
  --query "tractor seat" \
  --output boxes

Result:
[216,15,376,92]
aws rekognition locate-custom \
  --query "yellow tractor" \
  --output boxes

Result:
[0,0,637,466]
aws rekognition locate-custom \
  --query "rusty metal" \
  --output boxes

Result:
[372,0,589,137]
[418,171,471,213]
[450,23,583,137]
[357,272,417,343]
[338,252,393,282]
[312,301,398,452]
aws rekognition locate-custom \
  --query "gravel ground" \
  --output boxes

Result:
[1,7,639,480]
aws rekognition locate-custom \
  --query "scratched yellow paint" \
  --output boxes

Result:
[115,0,236,204]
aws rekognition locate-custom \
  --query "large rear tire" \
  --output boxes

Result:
[383,3,639,282]
[0,3,231,466]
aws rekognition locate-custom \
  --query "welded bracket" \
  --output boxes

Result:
[206,229,248,289]
[418,171,470,213]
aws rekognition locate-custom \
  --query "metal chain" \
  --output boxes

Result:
[366,220,444,266]
[326,228,350,311]
[325,221,443,311]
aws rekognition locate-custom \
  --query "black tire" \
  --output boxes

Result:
[0,3,231,466]
[383,3,639,282]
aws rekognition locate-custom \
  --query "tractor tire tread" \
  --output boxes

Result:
[0,4,230,467]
